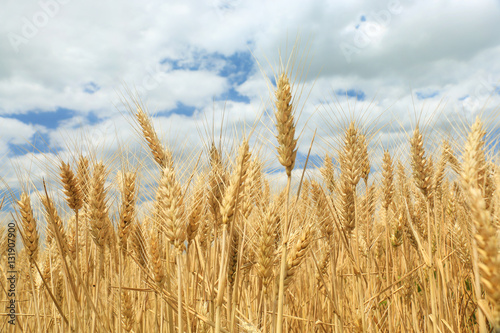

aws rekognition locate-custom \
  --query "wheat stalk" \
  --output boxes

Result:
[273,68,300,333]
[216,139,251,333]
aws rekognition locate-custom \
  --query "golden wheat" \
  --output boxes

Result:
[3,82,500,333]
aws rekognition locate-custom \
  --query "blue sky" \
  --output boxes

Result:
[7,108,77,129]
[1,0,500,192]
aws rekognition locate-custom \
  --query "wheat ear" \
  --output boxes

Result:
[220,139,251,227]
[89,162,108,255]
[338,122,365,237]
[283,225,313,288]
[121,290,135,332]
[461,117,487,191]
[274,73,297,177]
[18,192,39,261]
[207,143,226,226]
[42,195,67,251]
[359,134,370,182]
[382,150,395,210]
[150,231,164,287]
[119,171,136,253]
[410,126,432,198]
[136,106,173,168]
[321,153,336,194]
[256,200,281,297]
[60,161,83,211]
[311,181,333,239]
[157,165,186,251]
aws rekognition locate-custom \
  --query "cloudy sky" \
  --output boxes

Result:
[1,0,500,196]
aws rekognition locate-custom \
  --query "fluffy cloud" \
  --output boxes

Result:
[0,0,500,198]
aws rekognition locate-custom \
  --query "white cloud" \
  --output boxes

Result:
[0,0,500,198]
[0,117,39,155]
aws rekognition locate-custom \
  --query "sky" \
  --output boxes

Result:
[1,0,500,198]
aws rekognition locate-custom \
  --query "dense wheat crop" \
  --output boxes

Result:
[1,67,500,333]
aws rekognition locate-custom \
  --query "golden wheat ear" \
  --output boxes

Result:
[338,121,364,235]
[220,139,251,227]
[88,162,108,252]
[60,161,83,212]
[274,72,298,177]
[320,153,336,194]
[410,126,432,198]
[18,192,39,261]
[382,150,395,211]
[136,106,173,169]
[149,230,164,287]
[118,171,136,253]
[283,224,313,289]
[41,194,67,252]
[121,290,135,332]
[156,164,186,251]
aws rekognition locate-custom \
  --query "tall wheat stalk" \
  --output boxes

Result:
[215,139,250,333]
[273,69,298,333]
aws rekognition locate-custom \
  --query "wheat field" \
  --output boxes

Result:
[1,66,500,333]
